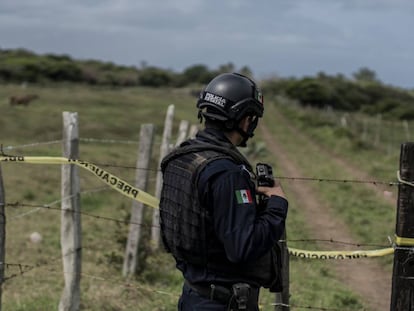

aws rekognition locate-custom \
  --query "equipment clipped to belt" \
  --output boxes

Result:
[232,283,251,310]
[185,281,257,310]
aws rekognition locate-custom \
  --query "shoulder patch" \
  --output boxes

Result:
[235,189,253,204]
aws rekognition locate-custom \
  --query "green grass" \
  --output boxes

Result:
[263,102,396,254]
[257,102,399,310]
[0,83,406,310]
[254,133,366,310]
[1,83,197,310]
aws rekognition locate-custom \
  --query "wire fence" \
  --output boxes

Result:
[0,165,396,310]
[278,99,413,155]
[0,131,406,310]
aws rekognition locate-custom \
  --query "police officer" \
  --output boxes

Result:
[159,72,288,310]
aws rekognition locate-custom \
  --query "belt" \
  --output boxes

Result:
[185,280,259,309]
[185,280,233,304]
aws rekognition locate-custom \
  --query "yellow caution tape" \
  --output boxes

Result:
[394,235,414,246]
[288,247,394,259]
[0,155,403,260]
[0,156,160,209]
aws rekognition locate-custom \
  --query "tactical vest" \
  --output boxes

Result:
[159,134,282,290]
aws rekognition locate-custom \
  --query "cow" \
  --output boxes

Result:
[9,94,39,106]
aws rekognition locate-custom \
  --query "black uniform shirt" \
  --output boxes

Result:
[176,128,288,285]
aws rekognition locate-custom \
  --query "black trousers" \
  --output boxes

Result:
[177,282,260,311]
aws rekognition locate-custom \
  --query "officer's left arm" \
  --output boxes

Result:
[206,162,287,263]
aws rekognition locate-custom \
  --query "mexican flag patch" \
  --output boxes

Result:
[235,189,253,204]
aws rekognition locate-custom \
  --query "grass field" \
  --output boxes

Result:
[0,83,408,310]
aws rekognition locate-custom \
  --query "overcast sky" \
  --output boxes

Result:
[1,0,413,88]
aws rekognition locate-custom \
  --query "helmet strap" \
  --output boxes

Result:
[224,120,235,130]
[235,116,259,147]
[236,128,250,147]
[197,110,204,123]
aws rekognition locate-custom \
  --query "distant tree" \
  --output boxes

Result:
[217,62,235,73]
[138,67,172,87]
[353,67,379,83]
[9,48,36,57]
[317,71,328,80]
[181,64,212,84]
[286,78,334,108]
[45,53,72,62]
[44,61,82,82]
[239,66,253,79]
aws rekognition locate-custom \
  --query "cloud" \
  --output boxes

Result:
[0,0,413,87]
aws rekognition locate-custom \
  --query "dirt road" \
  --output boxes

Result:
[259,123,392,311]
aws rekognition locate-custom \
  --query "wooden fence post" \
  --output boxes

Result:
[189,125,199,139]
[390,142,414,310]
[123,124,154,277]
[175,120,189,147]
[151,104,174,250]
[59,112,81,311]
[275,232,290,311]
[0,165,5,311]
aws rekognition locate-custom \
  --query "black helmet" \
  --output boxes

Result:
[197,73,264,123]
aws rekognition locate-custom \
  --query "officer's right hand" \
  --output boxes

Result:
[257,180,286,200]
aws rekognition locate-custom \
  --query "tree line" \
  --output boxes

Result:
[261,70,414,120]
[1,48,413,120]
[0,48,251,87]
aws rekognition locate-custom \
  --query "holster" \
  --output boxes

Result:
[232,283,251,310]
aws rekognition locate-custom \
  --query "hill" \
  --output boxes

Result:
[1,47,414,120]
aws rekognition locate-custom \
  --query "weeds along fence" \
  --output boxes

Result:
[276,97,414,155]
[0,105,413,311]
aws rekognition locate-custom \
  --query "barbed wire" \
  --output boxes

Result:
[276,175,399,187]
[2,254,370,311]
[2,140,62,150]
[1,245,179,299]
[1,247,82,282]
[7,186,115,220]
[79,137,139,145]
[0,158,399,188]
[5,201,159,229]
[0,141,399,311]
[2,253,370,311]
[73,158,401,187]
[5,201,392,249]
[0,144,402,187]
[1,136,167,151]
[90,162,159,172]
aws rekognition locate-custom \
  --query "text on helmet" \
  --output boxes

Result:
[204,92,226,107]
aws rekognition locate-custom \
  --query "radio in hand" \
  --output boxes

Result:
[256,163,274,208]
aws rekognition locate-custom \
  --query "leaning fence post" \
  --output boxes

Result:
[390,142,414,310]
[275,231,290,311]
[151,104,174,250]
[123,124,154,277]
[59,112,81,311]
[0,165,5,311]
